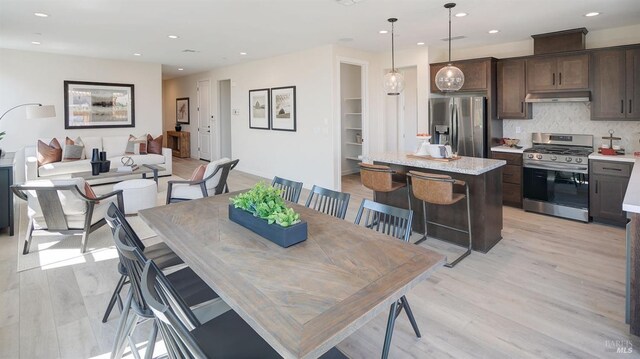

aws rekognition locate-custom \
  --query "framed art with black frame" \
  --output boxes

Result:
[64,81,135,129]
[270,86,296,132]
[176,97,190,124]
[249,88,270,130]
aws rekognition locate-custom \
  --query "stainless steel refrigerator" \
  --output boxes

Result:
[429,96,488,158]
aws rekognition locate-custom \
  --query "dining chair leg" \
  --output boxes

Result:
[102,275,127,323]
[114,313,139,359]
[381,300,399,359]
[23,219,34,254]
[111,292,133,359]
[400,296,421,338]
[143,321,158,359]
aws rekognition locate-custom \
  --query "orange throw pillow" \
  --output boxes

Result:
[84,182,100,203]
[147,134,163,155]
[37,138,62,166]
[190,165,206,182]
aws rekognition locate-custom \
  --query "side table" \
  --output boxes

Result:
[0,152,15,236]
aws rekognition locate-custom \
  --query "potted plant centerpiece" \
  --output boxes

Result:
[229,182,307,247]
[0,131,5,157]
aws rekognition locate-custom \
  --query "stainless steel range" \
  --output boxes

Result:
[522,133,593,222]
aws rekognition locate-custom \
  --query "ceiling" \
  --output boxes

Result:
[1,0,639,79]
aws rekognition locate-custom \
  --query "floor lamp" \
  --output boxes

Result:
[0,103,56,156]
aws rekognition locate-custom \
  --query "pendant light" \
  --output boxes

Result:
[435,3,465,92]
[383,18,404,96]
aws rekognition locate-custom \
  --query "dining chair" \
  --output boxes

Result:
[407,171,472,268]
[304,185,351,220]
[102,203,184,323]
[271,176,303,203]
[11,178,124,254]
[354,199,421,358]
[166,158,239,204]
[110,225,226,359]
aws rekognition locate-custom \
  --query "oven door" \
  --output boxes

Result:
[523,166,589,209]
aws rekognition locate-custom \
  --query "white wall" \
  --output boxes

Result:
[0,48,163,151]
[163,46,335,189]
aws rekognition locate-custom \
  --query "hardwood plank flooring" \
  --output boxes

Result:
[0,156,636,358]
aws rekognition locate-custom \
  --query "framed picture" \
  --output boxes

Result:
[176,97,190,124]
[271,86,296,132]
[249,88,270,130]
[64,81,134,129]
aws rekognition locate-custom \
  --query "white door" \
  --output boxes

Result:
[218,79,232,158]
[197,79,212,161]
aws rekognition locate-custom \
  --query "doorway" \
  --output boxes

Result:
[218,79,232,159]
[197,79,212,161]
[385,66,418,152]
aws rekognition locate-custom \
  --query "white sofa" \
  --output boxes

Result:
[24,135,172,185]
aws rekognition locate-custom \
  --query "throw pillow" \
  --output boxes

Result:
[62,137,85,162]
[84,182,99,204]
[190,165,206,182]
[125,134,148,155]
[147,134,163,155]
[37,138,62,166]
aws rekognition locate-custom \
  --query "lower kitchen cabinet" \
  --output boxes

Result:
[492,151,523,208]
[590,159,633,226]
[0,152,15,236]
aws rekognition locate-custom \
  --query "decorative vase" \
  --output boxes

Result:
[91,148,100,162]
[90,161,101,176]
[228,204,308,248]
[100,160,111,173]
[99,151,107,162]
[175,124,182,132]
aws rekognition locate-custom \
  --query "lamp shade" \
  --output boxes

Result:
[435,64,465,92]
[384,70,405,96]
[26,104,56,119]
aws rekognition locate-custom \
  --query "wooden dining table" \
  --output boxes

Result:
[139,193,445,359]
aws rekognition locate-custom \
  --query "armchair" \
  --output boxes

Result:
[166,158,239,204]
[11,178,124,254]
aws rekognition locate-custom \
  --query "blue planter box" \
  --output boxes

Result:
[228,204,307,248]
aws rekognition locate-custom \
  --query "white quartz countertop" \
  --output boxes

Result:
[589,153,638,163]
[491,145,525,154]
[622,156,640,214]
[363,152,506,175]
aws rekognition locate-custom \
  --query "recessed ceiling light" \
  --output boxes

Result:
[178,68,184,71]
[417,42,425,46]
[379,30,388,34]
[488,29,500,34]
[34,12,48,17]
[455,12,467,17]
[168,35,179,39]
[240,52,248,56]
[31,41,41,45]
[585,12,600,17]
[133,53,142,56]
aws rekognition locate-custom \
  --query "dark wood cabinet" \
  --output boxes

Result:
[0,152,15,236]
[591,47,640,120]
[491,151,522,208]
[497,59,531,119]
[589,160,633,226]
[527,54,589,92]
[628,49,640,118]
[430,58,492,93]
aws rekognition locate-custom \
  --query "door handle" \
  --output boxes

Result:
[621,100,625,114]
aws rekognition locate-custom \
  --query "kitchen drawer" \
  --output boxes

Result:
[591,160,633,177]
[503,165,522,184]
[503,182,522,205]
[492,151,523,166]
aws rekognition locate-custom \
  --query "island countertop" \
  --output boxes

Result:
[363,152,506,175]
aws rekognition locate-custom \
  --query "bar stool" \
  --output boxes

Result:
[407,170,472,268]
[359,163,407,203]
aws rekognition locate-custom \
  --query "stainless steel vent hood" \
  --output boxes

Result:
[525,91,590,103]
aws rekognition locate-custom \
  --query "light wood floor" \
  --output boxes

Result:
[1,157,637,358]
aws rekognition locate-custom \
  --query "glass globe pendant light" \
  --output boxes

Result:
[383,18,404,95]
[435,3,465,92]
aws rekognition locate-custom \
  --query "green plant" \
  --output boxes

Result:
[0,131,5,142]
[230,182,301,227]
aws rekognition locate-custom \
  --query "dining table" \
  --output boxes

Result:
[139,192,445,359]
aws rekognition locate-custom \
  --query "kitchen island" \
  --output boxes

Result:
[363,152,506,253]
[621,156,640,336]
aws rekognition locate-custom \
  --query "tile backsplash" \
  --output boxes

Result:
[503,102,640,152]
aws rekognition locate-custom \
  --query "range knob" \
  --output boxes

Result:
[527,154,534,159]
[550,155,557,161]
[536,154,543,160]
[575,158,583,163]
[565,157,572,162]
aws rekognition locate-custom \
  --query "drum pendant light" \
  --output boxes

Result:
[435,3,465,92]
[383,18,404,95]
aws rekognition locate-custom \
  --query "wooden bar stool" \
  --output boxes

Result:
[407,170,472,268]
[359,163,407,202]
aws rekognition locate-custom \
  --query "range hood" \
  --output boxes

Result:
[525,91,590,103]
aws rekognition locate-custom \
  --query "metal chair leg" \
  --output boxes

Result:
[444,186,473,268]
[23,219,34,254]
[415,201,428,245]
[381,300,399,359]
[103,275,127,323]
[111,292,134,359]
[400,295,421,338]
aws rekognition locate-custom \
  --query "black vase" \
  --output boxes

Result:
[99,151,107,162]
[90,161,101,176]
[91,148,100,162]
[100,160,111,173]
[175,124,182,132]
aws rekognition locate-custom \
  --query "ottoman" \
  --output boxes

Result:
[113,179,158,214]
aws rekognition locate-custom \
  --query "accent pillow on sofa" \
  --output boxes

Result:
[147,134,163,155]
[62,137,86,162]
[125,134,148,155]
[37,138,62,166]
[190,165,206,181]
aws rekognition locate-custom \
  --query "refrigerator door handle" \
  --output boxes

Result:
[453,103,459,153]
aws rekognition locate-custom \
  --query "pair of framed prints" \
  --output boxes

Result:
[249,86,296,132]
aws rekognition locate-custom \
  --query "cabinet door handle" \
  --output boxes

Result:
[595,180,598,194]
[559,72,562,85]
[521,101,524,113]
[552,73,555,85]
[621,100,625,114]
[603,167,622,172]
[630,100,633,114]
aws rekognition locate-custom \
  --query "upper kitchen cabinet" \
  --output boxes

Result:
[430,58,495,93]
[497,59,531,119]
[591,46,640,120]
[526,54,589,92]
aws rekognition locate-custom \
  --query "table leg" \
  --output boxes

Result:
[381,300,399,359]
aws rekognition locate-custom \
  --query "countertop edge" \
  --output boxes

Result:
[623,157,640,214]
[491,146,525,154]
[589,153,638,163]
[363,153,506,176]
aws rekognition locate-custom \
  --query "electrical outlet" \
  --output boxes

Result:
[232,109,240,115]
[516,126,522,134]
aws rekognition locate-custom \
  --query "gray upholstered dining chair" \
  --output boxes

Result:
[11,178,123,254]
[304,185,351,220]
[272,176,303,203]
[166,158,239,204]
